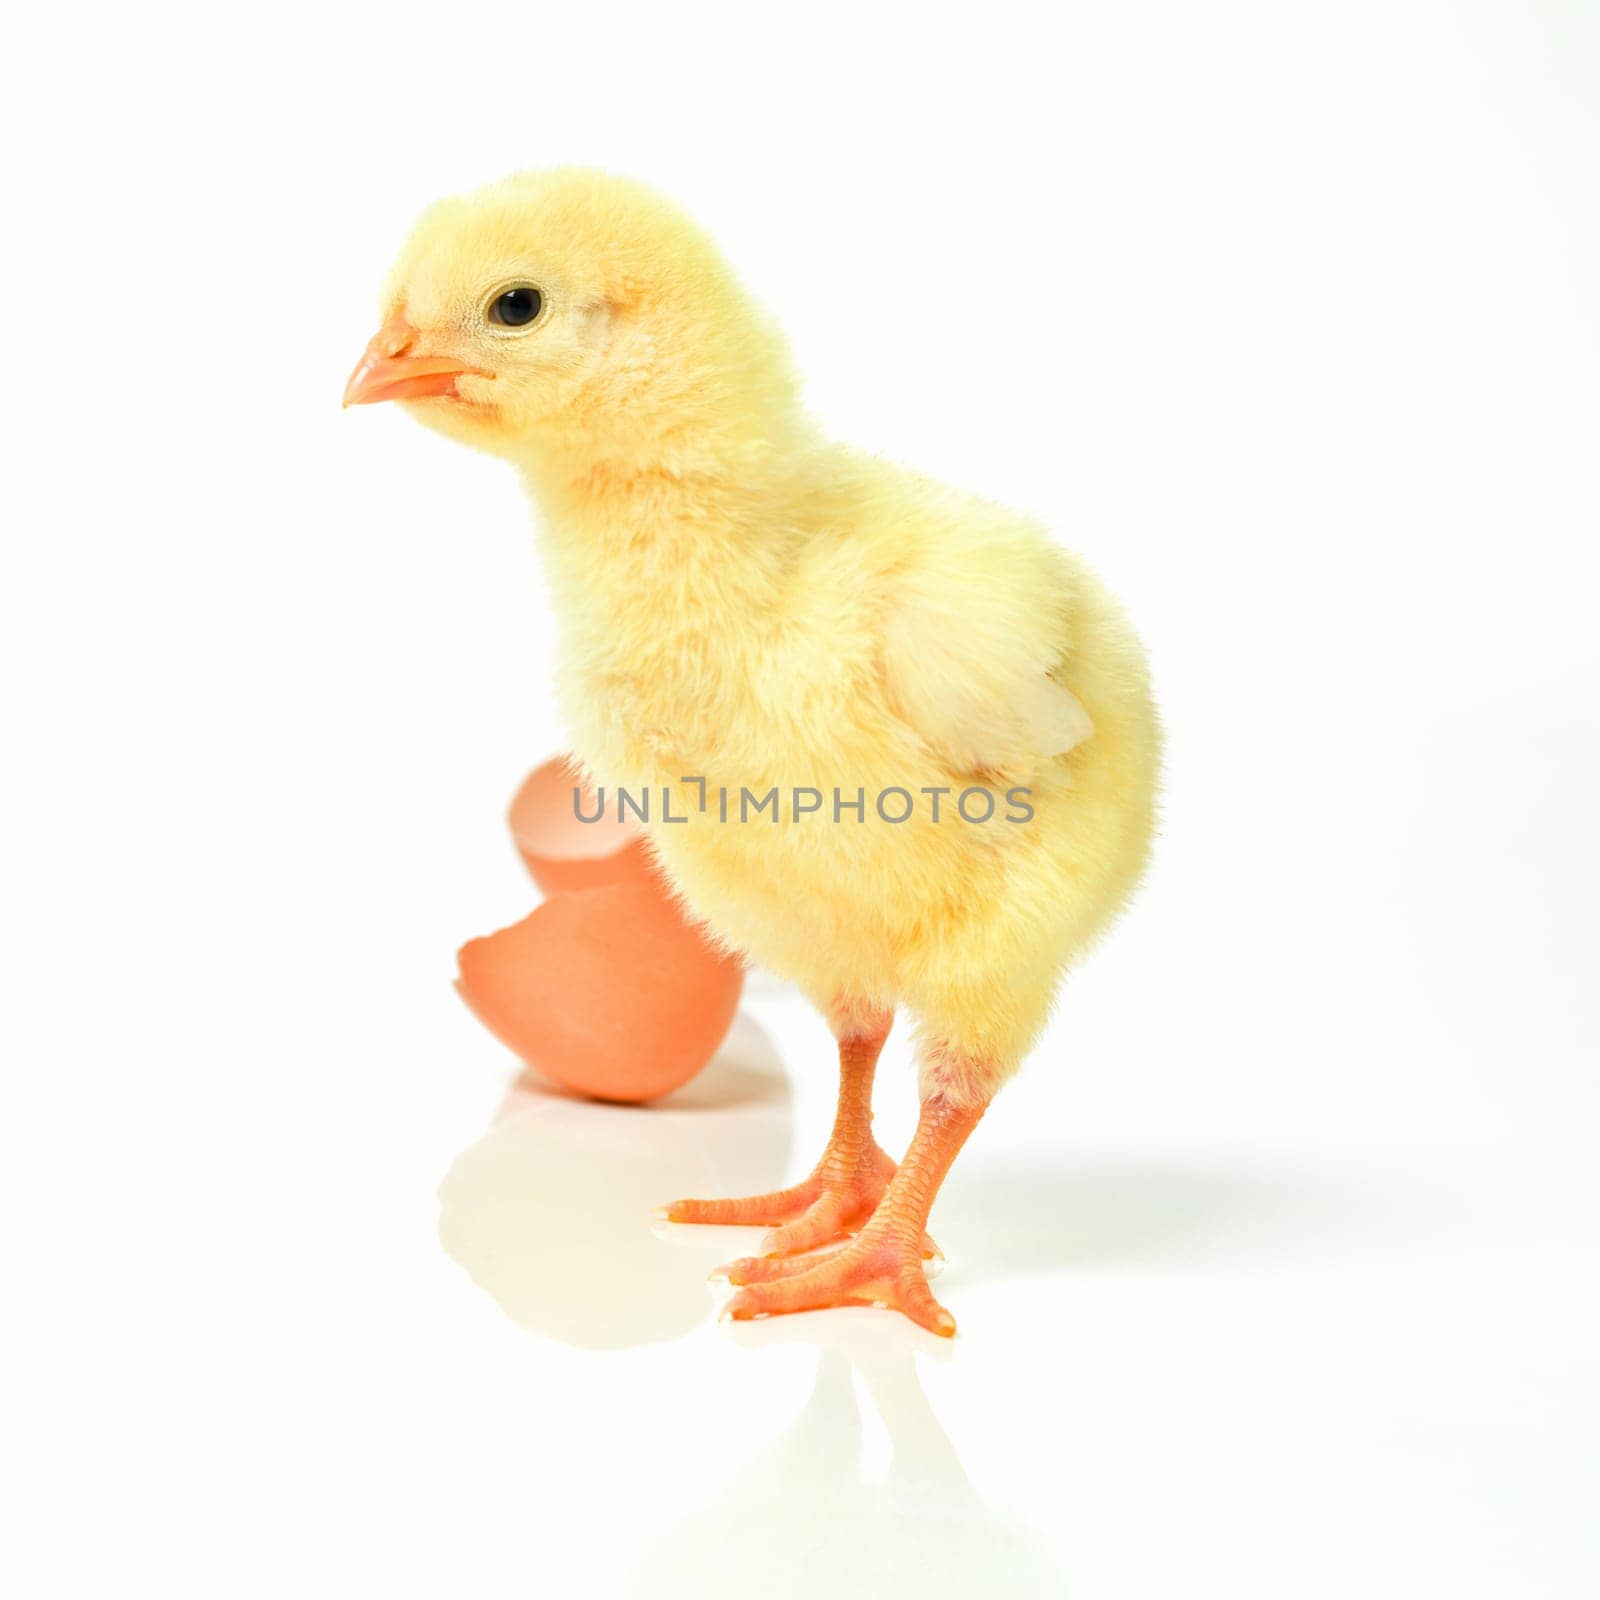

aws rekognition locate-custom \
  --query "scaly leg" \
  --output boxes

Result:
[664,1010,910,1257]
[724,1089,988,1337]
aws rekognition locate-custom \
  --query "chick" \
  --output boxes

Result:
[346,170,1161,1336]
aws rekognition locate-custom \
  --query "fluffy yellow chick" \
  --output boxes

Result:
[346,169,1161,1336]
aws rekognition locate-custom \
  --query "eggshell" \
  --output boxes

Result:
[456,883,744,1103]
[509,756,655,896]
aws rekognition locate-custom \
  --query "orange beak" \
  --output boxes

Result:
[342,315,488,407]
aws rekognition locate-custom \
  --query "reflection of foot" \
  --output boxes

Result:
[665,1139,900,1255]
[723,1218,957,1337]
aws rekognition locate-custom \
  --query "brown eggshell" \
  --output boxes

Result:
[509,756,655,896]
[456,883,745,1103]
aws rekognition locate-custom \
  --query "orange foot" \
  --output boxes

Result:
[721,1222,957,1337]
[665,1142,938,1259]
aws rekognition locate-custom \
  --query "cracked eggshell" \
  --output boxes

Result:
[455,882,744,1103]
[509,756,656,896]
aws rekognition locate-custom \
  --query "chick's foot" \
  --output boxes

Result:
[722,1219,954,1337]
[722,1090,987,1338]
[664,1019,922,1257]
[666,1139,915,1255]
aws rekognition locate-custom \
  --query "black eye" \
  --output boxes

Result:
[488,286,543,327]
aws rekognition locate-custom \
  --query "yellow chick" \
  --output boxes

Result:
[346,169,1161,1336]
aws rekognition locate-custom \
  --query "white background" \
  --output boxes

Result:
[5,2,1598,1596]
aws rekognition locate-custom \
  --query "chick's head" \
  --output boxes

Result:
[345,168,799,468]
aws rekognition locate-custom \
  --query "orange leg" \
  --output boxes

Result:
[724,1091,987,1337]
[664,1014,911,1257]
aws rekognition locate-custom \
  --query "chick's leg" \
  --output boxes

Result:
[664,1010,909,1257]
[724,1088,988,1338]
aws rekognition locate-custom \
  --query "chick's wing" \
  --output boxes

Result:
[877,517,1090,778]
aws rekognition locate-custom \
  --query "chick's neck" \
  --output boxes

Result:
[513,419,817,770]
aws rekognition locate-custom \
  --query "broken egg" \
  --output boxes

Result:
[456,881,744,1102]
[509,756,655,895]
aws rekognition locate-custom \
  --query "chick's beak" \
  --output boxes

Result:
[342,315,487,407]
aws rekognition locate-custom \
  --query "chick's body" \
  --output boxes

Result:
[532,443,1158,1099]
[349,169,1161,1333]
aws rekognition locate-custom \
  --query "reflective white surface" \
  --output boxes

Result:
[10,809,1600,1600]
[140,971,1580,1600]
[16,949,1596,1597]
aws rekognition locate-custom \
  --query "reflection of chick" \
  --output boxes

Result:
[630,1320,1067,1598]
[348,169,1161,1335]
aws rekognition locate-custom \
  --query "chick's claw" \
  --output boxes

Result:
[663,1180,826,1229]
[721,1242,851,1285]
[759,1191,857,1256]
[665,1139,903,1252]
[716,1228,940,1286]
[722,1228,957,1338]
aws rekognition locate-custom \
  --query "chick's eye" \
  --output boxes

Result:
[489,287,543,327]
